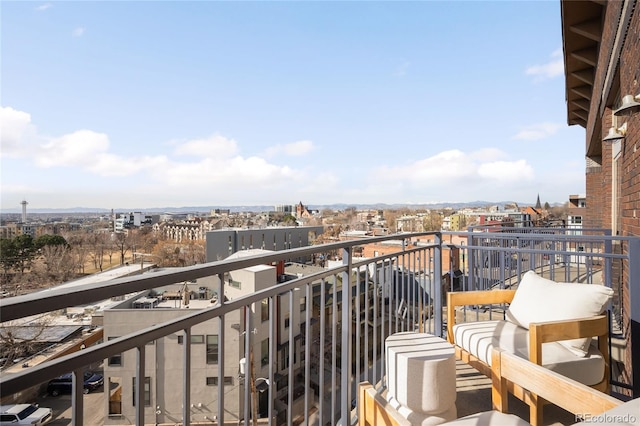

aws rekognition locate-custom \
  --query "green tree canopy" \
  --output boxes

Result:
[35,234,68,248]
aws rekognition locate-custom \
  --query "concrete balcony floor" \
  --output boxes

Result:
[455,360,577,426]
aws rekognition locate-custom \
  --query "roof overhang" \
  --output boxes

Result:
[561,0,606,129]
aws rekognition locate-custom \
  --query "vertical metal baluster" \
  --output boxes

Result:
[288,290,294,426]
[135,345,145,426]
[244,306,251,425]
[341,246,353,425]
[183,328,191,426]
[217,273,225,424]
[72,368,83,426]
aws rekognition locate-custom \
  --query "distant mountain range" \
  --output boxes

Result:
[0,201,539,214]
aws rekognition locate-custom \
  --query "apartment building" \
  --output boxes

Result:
[567,194,586,230]
[102,285,242,425]
[205,226,323,263]
[103,246,313,424]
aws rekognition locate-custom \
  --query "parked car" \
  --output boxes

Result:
[0,403,52,425]
[47,372,104,396]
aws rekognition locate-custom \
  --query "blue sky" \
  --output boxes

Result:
[1,1,586,210]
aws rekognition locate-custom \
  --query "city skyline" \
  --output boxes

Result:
[1,2,585,210]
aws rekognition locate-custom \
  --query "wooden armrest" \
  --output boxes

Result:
[447,289,516,308]
[358,381,409,426]
[529,315,608,363]
[494,349,621,416]
[446,290,516,343]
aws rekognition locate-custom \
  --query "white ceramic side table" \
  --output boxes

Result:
[386,332,457,425]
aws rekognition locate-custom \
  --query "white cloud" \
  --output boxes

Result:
[72,27,85,37]
[264,140,314,157]
[35,3,52,11]
[90,154,169,177]
[37,130,110,168]
[0,106,35,156]
[525,48,564,81]
[375,148,534,189]
[478,160,533,181]
[3,105,305,195]
[173,134,238,158]
[161,155,296,190]
[513,122,562,140]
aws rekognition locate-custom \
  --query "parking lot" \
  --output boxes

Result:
[32,382,105,425]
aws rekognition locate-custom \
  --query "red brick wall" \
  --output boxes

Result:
[580,0,640,394]
[617,3,640,394]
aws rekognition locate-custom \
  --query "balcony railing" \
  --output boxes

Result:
[1,229,638,425]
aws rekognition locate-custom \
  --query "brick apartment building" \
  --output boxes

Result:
[561,0,639,391]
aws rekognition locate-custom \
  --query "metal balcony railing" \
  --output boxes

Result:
[1,229,638,426]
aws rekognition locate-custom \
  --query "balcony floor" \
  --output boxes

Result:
[455,360,577,425]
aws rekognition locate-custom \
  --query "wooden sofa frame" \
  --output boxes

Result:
[446,289,610,426]
[357,349,621,426]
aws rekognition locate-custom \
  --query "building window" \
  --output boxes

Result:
[300,297,306,312]
[276,374,288,391]
[108,337,122,366]
[261,339,269,367]
[280,345,289,370]
[132,377,151,406]
[206,335,218,364]
[206,376,233,386]
[284,315,290,329]
[229,280,241,289]
[261,299,269,322]
[178,335,204,344]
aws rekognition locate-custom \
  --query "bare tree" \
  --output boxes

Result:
[65,231,90,274]
[37,244,75,282]
[0,317,51,366]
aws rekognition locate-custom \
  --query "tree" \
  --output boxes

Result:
[113,232,132,265]
[65,231,90,274]
[36,243,75,283]
[0,318,51,365]
[282,214,297,226]
[13,235,36,275]
[35,234,68,249]
[423,211,443,231]
[0,238,18,279]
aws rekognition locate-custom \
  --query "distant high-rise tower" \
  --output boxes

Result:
[21,200,28,223]
[535,194,542,210]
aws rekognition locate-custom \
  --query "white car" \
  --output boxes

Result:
[0,404,52,425]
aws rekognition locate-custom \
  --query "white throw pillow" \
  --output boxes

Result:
[505,270,613,357]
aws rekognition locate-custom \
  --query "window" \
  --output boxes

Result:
[178,335,204,344]
[261,339,269,367]
[280,345,289,370]
[284,315,290,329]
[206,335,218,364]
[276,374,288,391]
[132,377,151,406]
[300,296,306,312]
[206,376,234,386]
[229,280,241,289]
[261,299,269,322]
[108,337,122,366]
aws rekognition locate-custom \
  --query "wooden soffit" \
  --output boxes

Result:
[561,1,605,128]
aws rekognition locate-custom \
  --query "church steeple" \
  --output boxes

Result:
[535,194,542,209]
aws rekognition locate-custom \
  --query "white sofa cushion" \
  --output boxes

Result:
[445,411,530,426]
[453,320,605,386]
[505,270,613,356]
